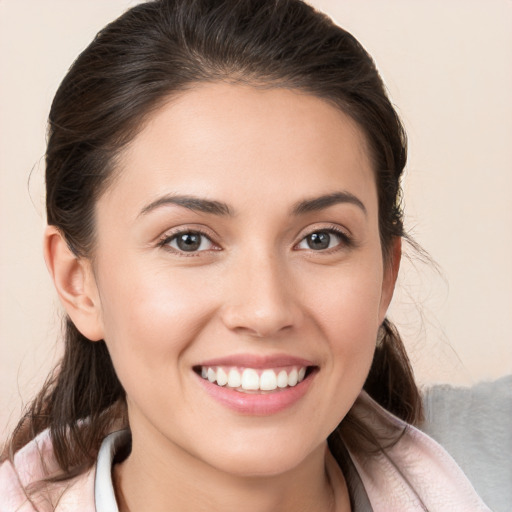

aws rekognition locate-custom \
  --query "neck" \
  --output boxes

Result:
[113,428,350,512]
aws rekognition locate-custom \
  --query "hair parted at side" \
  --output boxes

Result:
[3,0,422,480]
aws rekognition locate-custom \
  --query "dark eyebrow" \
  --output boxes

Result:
[292,191,367,216]
[138,194,233,217]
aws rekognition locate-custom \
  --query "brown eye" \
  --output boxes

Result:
[165,231,214,253]
[306,232,331,250]
[296,229,350,251]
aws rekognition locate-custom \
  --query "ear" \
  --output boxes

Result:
[378,236,401,323]
[44,226,104,341]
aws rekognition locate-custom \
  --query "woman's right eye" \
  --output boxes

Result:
[161,231,215,253]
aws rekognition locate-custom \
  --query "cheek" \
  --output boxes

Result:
[304,261,383,336]
[96,261,216,376]
[299,258,383,374]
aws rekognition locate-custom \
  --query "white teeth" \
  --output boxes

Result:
[276,370,288,388]
[241,369,260,390]
[199,366,309,391]
[260,369,277,391]
[216,367,228,386]
[288,368,298,387]
[227,368,241,388]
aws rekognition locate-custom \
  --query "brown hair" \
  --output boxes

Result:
[3,0,422,480]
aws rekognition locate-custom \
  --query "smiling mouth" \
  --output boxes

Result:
[193,365,316,393]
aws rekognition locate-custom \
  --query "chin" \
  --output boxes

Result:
[196,431,326,478]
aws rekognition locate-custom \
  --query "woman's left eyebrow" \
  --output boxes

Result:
[291,191,367,216]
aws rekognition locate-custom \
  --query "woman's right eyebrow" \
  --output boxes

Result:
[138,194,233,218]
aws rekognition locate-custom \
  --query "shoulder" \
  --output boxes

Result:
[348,392,491,512]
[0,430,96,512]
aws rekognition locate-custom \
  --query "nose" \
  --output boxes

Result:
[220,251,302,338]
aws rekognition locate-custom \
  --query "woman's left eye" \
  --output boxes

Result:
[162,231,214,253]
[296,230,348,251]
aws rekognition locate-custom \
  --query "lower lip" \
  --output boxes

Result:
[195,371,315,415]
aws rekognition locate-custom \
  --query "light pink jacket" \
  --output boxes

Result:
[0,393,491,511]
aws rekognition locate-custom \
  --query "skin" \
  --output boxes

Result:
[45,83,400,512]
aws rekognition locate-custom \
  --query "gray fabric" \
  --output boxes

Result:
[334,441,374,511]
[421,374,512,512]
[344,455,374,512]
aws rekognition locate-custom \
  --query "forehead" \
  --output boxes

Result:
[101,83,376,218]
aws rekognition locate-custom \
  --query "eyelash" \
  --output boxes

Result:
[157,225,353,256]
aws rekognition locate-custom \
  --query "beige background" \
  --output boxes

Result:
[1,0,511,438]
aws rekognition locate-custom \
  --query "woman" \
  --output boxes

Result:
[0,0,490,510]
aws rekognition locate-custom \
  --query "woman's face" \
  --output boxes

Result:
[89,83,397,476]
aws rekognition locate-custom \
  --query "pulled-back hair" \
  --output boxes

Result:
[3,0,421,481]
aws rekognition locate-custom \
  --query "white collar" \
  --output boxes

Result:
[94,430,129,512]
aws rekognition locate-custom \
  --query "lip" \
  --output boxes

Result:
[194,354,318,415]
[195,353,315,369]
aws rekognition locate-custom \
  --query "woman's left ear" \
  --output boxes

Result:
[379,236,401,322]
[43,225,105,341]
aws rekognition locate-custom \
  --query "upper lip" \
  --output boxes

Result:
[195,353,316,369]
